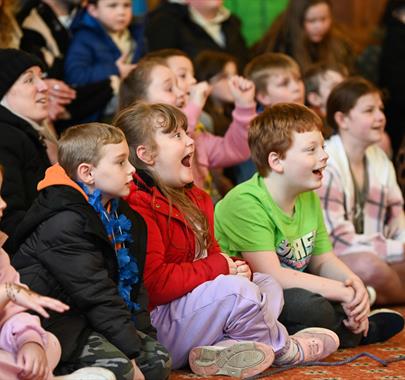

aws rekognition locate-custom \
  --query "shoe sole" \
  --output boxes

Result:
[55,367,116,380]
[189,342,274,378]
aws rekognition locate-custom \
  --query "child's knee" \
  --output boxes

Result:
[283,288,336,327]
[136,331,172,380]
[214,274,261,301]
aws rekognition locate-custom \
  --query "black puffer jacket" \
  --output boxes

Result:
[12,171,149,365]
[145,2,248,68]
[0,105,50,248]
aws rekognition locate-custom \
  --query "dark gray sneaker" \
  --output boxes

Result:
[189,341,274,378]
[361,308,404,345]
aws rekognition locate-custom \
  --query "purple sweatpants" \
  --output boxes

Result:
[151,273,289,368]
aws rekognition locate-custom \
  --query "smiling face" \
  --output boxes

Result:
[303,2,332,43]
[339,92,386,148]
[91,140,135,204]
[3,66,48,123]
[279,130,329,193]
[150,126,195,188]
[166,55,196,98]
[145,65,186,108]
[88,0,132,34]
[260,69,305,106]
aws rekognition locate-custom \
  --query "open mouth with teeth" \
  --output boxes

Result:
[181,153,193,167]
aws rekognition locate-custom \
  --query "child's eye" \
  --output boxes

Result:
[278,79,288,87]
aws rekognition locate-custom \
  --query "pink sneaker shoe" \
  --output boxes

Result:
[275,327,339,366]
[189,341,274,378]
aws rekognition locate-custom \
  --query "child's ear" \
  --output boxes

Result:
[334,111,347,130]
[76,163,95,185]
[307,91,322,108]
[136,145,154,165]
[256,90,271,107]
[268,152,283,173]
[87,4,98,18]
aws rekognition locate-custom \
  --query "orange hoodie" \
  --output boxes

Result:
[37,163,88,201]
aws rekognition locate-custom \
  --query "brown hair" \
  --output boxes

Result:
[0,0,18,48]
[244,53,301,96]
[249,103,323,176]
[119,57,167,110]
[326,76,381,132]
[194,50,238,136]
[145,49,190,61]
[114,103,211,255]
[303,61,348,95]
[252,0,354,73]
[58,123,125,179]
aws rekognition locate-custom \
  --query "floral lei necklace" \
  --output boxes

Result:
[77,182,140,315]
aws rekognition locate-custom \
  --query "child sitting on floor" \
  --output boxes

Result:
[12,123,171,380]
[0,164,115,380]
[215,103,404,349]
[114,102,341,378]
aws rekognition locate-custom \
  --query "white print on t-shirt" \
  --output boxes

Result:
[276,230,316,271]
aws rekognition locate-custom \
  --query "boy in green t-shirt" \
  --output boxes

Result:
[215,103,404,347]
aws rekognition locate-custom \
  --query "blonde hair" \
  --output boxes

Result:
[0,0,18,48]
[114,102,211,255]
[58,123,125,179]
[244,53,301,95]
[249,103,323,176]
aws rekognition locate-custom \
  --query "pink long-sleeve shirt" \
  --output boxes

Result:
[0,233,48,354]
[183,101,256,189]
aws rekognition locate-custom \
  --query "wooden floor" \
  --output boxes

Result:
[170,306,405,380]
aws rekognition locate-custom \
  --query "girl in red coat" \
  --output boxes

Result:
[114,102,340,378]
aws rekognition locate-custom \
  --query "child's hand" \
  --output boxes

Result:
[188,81,212,109]
[343,314,369,336]
[17,342,49,380]
[131,359,145,380]
[220,253,238,275]
[234,260,252,280]
[116,53,137,79]
[228,76,256,108]
[343,277,370,322]
[4,283,69,318]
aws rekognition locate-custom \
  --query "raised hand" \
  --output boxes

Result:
[228,76,256,108]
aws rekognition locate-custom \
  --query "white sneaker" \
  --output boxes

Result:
[189,341,274,378]
[55,367,116,380]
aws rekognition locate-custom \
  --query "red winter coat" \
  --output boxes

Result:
[125,172,229,310]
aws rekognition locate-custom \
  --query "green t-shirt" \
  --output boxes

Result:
[214,173,332,271]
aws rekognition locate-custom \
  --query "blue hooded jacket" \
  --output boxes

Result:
[64,10,146,86]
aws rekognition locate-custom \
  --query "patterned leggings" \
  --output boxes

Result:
[71,331,171,380]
